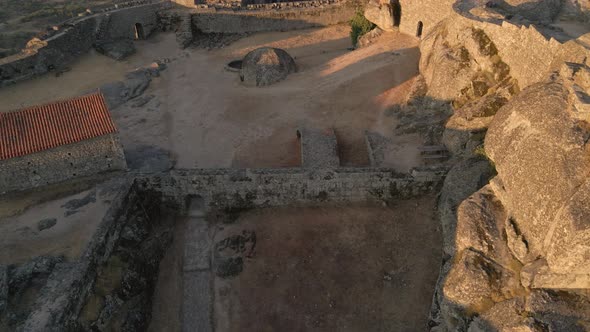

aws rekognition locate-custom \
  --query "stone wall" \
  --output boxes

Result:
[0,2,164,87]
[191,2,355,33]
[397,0,455,37]
[134,167,442,213]
[104,3,161,40]
[0,134,127,194]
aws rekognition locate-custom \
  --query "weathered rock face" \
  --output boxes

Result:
[364,0,395,31]
[100,62,165,109]
[485,79,590,264]
[438,158,496,257]
[496,0,562,23]
[356,27,383,48]
[240,47,296,87]
[432,76,590,332]
[420,21,513,102]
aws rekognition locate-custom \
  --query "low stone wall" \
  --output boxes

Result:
[191,2,355,33]
[18,180,158,331]
[134,167,442,213]
[0,134,127,194]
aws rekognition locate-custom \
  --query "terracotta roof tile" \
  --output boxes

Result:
[0,93,117,160]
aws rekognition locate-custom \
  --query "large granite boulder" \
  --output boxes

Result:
[419,20,513,102]
[485,79,590,264]
[441,248,521,331]
[546,178,590,274]
[438,157,496,257]
[240,47,296,87]
[364,0,395,32]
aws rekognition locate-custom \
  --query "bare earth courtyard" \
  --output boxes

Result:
[149,198,441,331]
[0,25,422,170]
[4,0,590,329]
[0,23,438,331]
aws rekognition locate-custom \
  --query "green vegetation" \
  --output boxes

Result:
[349,10,375,47]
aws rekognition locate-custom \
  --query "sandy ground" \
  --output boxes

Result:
[212,197,441,331]
[0,178,122,265]
[111,26,422,169]
[0,25,422,170]
[0,49,132,111]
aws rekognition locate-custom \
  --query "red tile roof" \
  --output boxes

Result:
[0,93,117,160]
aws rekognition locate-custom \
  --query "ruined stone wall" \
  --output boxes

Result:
[0,17,100,87]
[135,167,441,212]
[0,134,127,194]
[0,2,164,87]
[18,181,134,331]
[191,2,355,33]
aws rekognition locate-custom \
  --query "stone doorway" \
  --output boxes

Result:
[134,23,145,40]
[391,0,401,27]
[416,21,424,37]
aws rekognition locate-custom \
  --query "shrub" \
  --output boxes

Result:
[349,10,375,47]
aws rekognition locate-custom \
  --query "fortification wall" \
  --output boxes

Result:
[105,4,160,40]
[397,0,455,37]
[0,2,163,87]
[0,134,127,194]
[191,2,355,33]
[135,167,441,212]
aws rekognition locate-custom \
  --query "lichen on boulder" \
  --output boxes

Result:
[239,47,296,87]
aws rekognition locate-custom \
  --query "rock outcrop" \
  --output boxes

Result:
[420,21,514,103]
[240,47,296,87]
[364,0,395,31]
[432,75,590,331]
[485,79,590,264]
[495,0,562,23]
[100,61,166,109]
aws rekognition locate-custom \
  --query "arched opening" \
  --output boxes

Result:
[416,21,424,38]
[391,0,401,27]
[134,23,145,40]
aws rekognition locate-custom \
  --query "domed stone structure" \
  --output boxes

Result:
[239,47,297,87]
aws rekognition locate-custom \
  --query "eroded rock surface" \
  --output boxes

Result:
[432,76,590,331]
[364,0,395,31]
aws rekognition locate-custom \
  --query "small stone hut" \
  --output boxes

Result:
[0,93,127,193]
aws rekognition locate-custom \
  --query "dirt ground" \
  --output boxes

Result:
[0,24,423,171]
[0,177,123,265]
[212,197,441,332]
